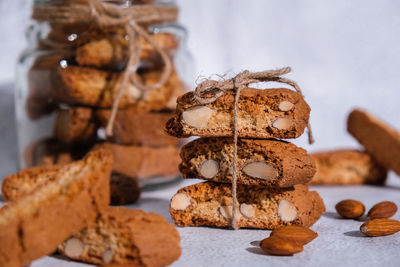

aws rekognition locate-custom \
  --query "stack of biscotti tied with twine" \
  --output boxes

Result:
[0,150,182,266]
[166,68,325,229]
[23,0,187,183]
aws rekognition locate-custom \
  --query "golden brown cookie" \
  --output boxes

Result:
[54,107,98,143]
[179,137,316,188]
[0,150,112,267]
[96,108,179,146]
[166,88,310,139]
[310,149,387,185]
[58,207,181,266]
[347,109,400,176]
[94,142,180,179]
[24,138,93,168]
[170,182,325,229]
[51,65,183,111]
[76,32,179,71]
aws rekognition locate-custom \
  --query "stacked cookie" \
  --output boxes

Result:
[166,86,325,229]
[23,1,187,185]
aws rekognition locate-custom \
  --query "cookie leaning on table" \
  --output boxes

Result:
[58,207,181,267]
[170,182,325,229]
[179,137,316,188]
[166,87,310,139]
[310,149,387,185]
[347,109,400,176]
[0,150,112,267]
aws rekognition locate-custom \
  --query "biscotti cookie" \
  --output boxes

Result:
[54,107,98,143]
[76,32,179,70]
[348,109,400,176]
[179,137,316,188]
[2,168,140,205]
[96,108,179,146]
[166,88,310,139]
[24,138,93,167]
[94,142,180,179]
[170,182,325,229]
[310,149,387,185]
[52,65,183,111]
[0,150,112,267]
[58,207,181,266]
[110,173,141,205]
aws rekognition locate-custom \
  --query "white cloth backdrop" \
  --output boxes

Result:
[1,0,400,177]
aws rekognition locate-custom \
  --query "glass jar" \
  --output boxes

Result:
[15,0,194,187]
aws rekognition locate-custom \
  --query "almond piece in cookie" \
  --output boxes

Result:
[179,137,316,188]
[170,182,325,229]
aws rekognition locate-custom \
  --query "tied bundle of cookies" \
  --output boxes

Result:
[0,150,182,266]
[23,0,187,188]
[166,67,325,229]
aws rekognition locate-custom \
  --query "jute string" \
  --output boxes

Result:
[33,0,176,136]
[194,67,314,229]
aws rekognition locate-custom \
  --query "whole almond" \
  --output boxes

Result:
[335,199,365,219]
[360,218,400,237]
[260,236,303,256]
[367,201,397,219]
[270,226,318,245]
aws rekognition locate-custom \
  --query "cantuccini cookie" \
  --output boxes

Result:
[310,149,387,185]
[347,109,400,176]
[54,107,98,143]
[2,168,140,205]
[0,150,112,267]
[170,182,325,229]
[76,32,179,71]
[166,88,310,139]
[179,137,316,188]
[58,207,181,266]
[24,138,93,168]
[94,142,180,179]
[52,65,183,111]
[96,108,179,146]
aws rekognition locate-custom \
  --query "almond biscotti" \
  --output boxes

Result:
[52,65,183,111]
[166,88,310,139]
[94,142,180,179]
[96,108,179,146]
[0,150,112,267]
[347,109,400,176]
[179,137,316,188]
[76,32,179,70]
[310,149,387,185]
[58,207,181,266]
[2,166,141,206]
[170,182,325,229]
[54,107,98,143]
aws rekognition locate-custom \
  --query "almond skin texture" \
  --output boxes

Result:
[335,199,365,219]
[260,236,303,256]
[367,201,398,219]
[360,218,400,237]
[270,226,318,245]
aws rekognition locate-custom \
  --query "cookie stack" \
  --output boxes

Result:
[166,83,325,229]
[22,1,188,185]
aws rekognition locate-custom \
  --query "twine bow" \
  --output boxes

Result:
[194,67,314,229]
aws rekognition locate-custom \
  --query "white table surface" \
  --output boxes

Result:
[1,86,400,267]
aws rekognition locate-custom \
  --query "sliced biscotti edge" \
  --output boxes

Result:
[169,182,325,229]
[179,137,316,188]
